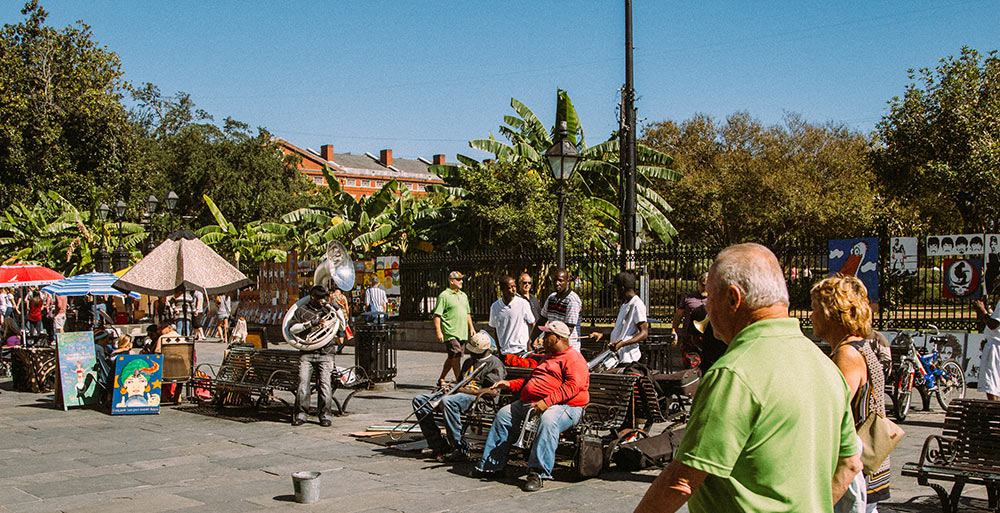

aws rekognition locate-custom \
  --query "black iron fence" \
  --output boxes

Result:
[399,238,991,333]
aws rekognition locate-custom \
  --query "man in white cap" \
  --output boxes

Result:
[476,320,590,492]
[411,331,505,462]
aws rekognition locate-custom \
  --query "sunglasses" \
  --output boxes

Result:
[519,280,532,284]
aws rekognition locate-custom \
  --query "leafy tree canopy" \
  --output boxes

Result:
[872,46,1000,233]
[641,112,879,247]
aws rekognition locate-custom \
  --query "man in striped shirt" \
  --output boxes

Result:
[531,269,584,351]
[364,277,388,313]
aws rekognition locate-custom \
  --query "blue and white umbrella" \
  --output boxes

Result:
[42,272,141,299]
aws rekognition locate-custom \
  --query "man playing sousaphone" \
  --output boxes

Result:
[411,332,505,462]
[289,285,343,427]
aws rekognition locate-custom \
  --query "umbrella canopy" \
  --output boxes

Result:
[42,272,141,299]
[113,229,253,296]
[0,264,65,287]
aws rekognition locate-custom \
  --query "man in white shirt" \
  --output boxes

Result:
[592,271,648,366]
[488,276,535,355]
[365,277,389,313]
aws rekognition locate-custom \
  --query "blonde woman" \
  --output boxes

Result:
[811,276,890,513]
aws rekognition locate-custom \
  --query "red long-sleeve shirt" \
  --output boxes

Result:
[509,348,590,407]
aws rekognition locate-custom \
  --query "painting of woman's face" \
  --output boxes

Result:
[124,374,147,396]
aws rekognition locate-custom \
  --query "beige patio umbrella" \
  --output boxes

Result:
[113,229,252,297]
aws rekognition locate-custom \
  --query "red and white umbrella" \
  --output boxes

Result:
[0,264,66,287]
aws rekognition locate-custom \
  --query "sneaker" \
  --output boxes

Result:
[471,467,498,479]
[437,449,468,463]
[320,419,332,427]
[522,471,543,492]
[291,418,305,426]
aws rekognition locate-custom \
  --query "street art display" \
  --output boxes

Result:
[828,237,878,301]
[889,237,918,275]
[55,331,100,410]
[942,258,983,299]
[926,234,987,256]
[111,354,163,415]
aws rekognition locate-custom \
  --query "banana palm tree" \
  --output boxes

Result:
[197,195,286,268]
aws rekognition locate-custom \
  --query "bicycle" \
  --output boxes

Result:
[889,329,966,421]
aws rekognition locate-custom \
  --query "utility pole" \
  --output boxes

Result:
[619,0,638,272]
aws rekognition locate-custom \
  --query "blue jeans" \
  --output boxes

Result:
[412,391,478,453]
[477,400,583,478]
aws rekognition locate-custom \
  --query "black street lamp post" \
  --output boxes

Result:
[112,200,129,272]
[545,121,581,269]
[165,191,179,233]
[95,203,111,273]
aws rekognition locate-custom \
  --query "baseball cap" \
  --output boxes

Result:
[539,320,571,339]
[466,331,492,354]
[449,271,465,280]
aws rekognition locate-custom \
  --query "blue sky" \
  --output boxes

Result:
[5,1,997,161]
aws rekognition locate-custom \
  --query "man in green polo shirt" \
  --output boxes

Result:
[434,270,476,386]
[634,243,861,513]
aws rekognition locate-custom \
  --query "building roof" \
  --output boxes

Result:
[277,139,444,183]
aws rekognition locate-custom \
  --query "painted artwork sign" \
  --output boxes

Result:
[926,234,986,257]
[889,237,918,276]
[942,258,983,299]
[111,354,163,415]
[828,238,879,301]
[55,331,100,410]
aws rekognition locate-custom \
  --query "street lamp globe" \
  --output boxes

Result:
[146,195,159,214]
[545,121,581,182]
[97,202,110,221]
[165,191,179,212]
[114,199,127,219]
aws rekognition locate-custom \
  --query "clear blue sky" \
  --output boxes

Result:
[5,1,997,161]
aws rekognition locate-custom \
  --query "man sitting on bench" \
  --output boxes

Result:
[412,332,505,462]
[475,320,590,492]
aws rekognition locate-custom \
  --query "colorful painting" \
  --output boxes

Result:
[942,258,983,299]
[927,234,986,257]
[55,331,100,410]
[376,256,401,294]
[111,354,163,415]
[889,237,918,276]
[828,238,879,301]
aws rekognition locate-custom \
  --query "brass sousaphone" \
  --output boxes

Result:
[281,241,355,351]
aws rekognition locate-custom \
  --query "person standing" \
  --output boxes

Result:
[289,285,340,427]
[0,288,14,319]
[213,294,232,344]
[191,289,207,339]
[590,271,648,367]
[531,269,583,351]
[434,271,475,386]
[53,293,68,334]
[488,276,535,356]
[364,276,388,313]
[973,298,1000,401]
[671,272,709,369]
[517,273,541,330]
[633,243,860,513]
[26,288,44,339]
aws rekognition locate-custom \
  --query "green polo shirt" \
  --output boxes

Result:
[675,317,857,513]
[433,288,471,341]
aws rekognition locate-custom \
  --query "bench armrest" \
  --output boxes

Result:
[918,434,956,466]
[193,363,218,378]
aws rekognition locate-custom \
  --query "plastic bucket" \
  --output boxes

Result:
[291,471,322,504]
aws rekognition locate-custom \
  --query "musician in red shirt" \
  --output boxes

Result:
[474,320,589,492]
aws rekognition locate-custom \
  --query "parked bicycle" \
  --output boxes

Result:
[887,328,966,421]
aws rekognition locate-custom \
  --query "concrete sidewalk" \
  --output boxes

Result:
[0,340,992,512]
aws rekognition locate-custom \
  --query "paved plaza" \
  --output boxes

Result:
[0,340,993,512]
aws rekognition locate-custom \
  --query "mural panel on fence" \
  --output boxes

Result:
[55,331,100,410]
[881,330,982,386]
[889,237,918,275]
[111,354,163,415]
[942,258,983,299]
[926,234,987,257]
[828,238,879,301]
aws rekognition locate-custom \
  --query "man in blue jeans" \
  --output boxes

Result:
[476,320,590,492]
[412,332,505,462]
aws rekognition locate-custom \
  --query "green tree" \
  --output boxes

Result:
[0,1,138,210]
[197,195,286,268]
[641,112,880,247]
[871,46,1000,233]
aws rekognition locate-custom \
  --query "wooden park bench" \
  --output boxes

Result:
[187,346,368,416]
[901,398,1000,513]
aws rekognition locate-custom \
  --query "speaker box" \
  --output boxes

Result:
[161,341,194,381]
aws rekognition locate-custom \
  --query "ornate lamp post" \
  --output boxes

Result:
[165,190,179,233]
[143,194,159,254]
[545,121,581,269]
[94,202,111,273]
[112,200,130,272]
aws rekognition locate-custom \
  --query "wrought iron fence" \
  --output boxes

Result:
[398,238,989,333]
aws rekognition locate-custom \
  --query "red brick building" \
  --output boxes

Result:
[277,139,445,199]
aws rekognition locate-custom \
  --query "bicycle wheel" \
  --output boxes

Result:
[894,362,914,421]
[935,360,967,410]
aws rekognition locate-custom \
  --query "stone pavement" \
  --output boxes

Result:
[0,340,993,512]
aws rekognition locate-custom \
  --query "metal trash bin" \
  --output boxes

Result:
[640,334,678,373]
[354,320,396,382]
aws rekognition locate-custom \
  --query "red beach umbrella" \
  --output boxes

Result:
[0,264,66,287]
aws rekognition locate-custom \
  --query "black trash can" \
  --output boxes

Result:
[354,319,397,383]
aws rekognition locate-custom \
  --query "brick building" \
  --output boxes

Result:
[277,139,445,199]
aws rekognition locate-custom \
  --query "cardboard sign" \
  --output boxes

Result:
[942,258,983,299]
[828,238,879,301]
[55,331,100,410]
[111,354,163,415]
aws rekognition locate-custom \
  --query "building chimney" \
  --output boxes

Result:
[320,144,334,161]
[379,149,392,167]
[432,154,446,165]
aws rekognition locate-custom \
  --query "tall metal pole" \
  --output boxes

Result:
[557,187,567,269]
[620,0,637,271]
